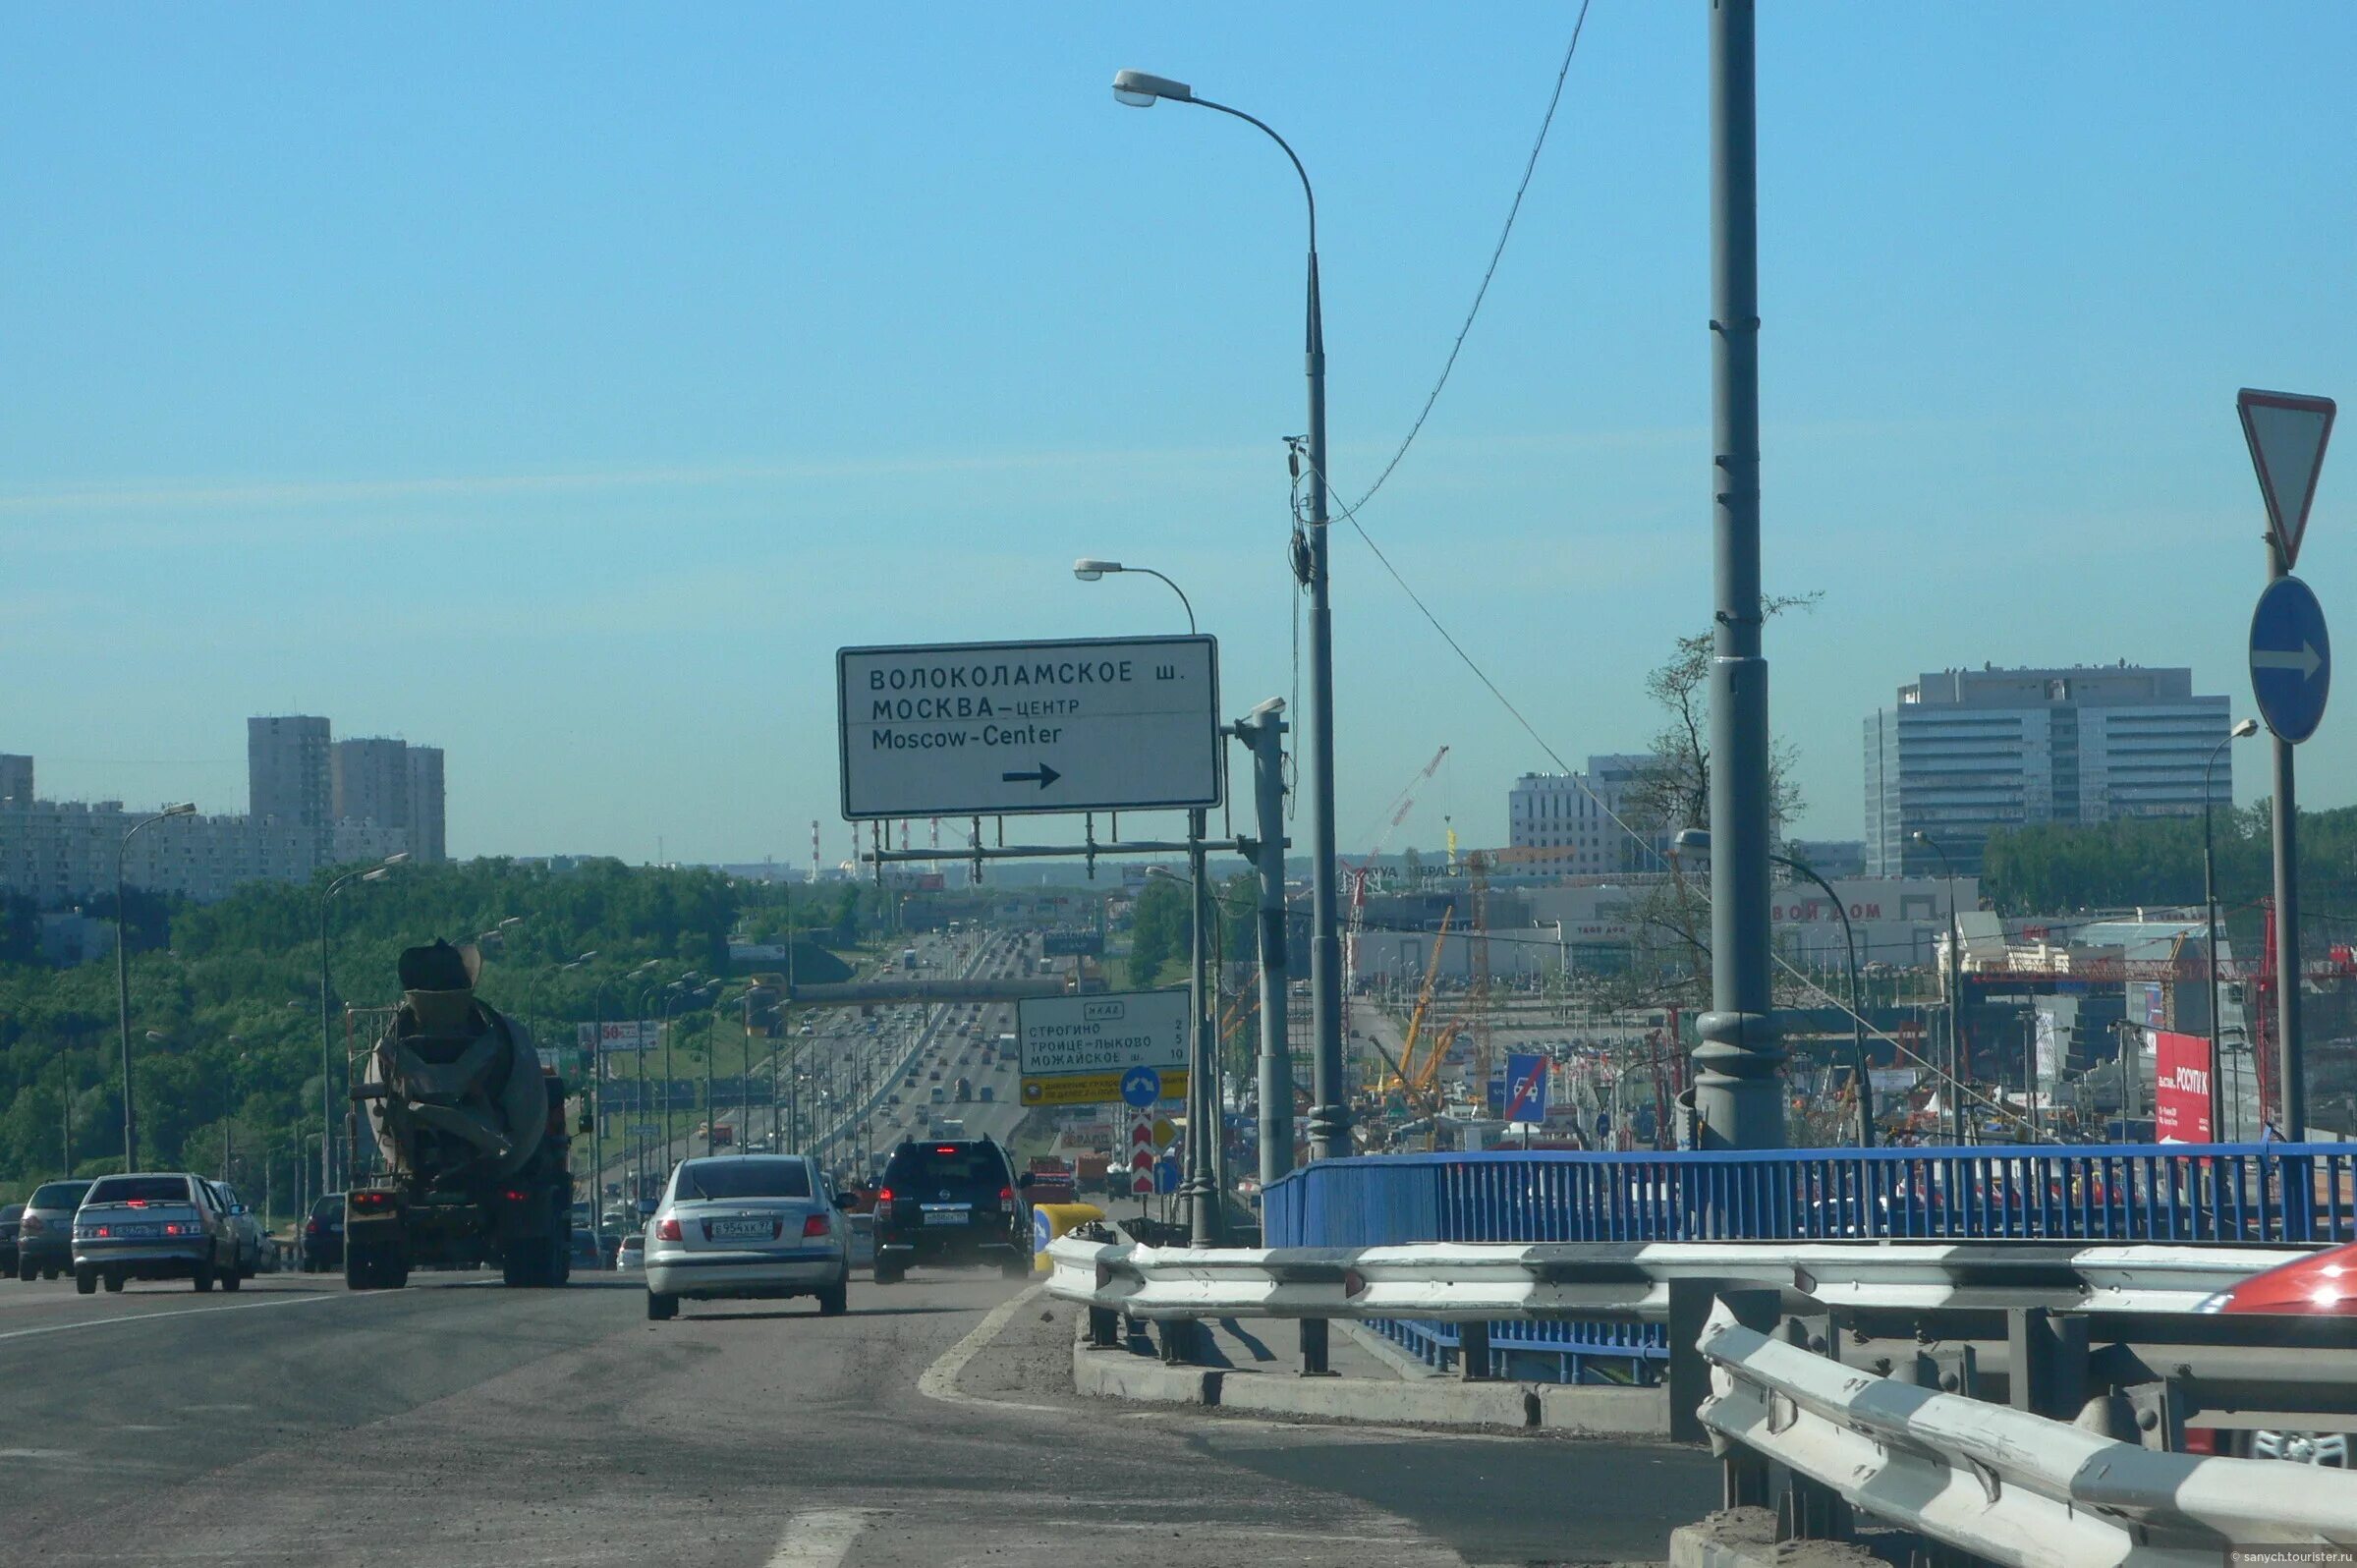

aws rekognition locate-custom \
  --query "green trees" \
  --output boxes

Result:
[1980,802,2357,917]
[0,859,752,1200]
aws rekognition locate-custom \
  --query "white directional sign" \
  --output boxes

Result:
[1016,988,1191,1107]
[2239,388,2336,571]
[838,636,1220,819]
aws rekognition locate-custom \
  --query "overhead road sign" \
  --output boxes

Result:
[2238,389,2335,571]
[837,635,1221,819]
[1017,988,1190,1107]
[2250,576,2331,743]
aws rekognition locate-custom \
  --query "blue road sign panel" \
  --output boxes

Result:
[2251,576,2331,744]
[1503,1052,1549,1124]
[1120,1066,1162,1108]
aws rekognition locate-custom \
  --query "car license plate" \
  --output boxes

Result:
[709,1219,770,1241]
[922,1210,968,1227]
[115,1223,161,1239]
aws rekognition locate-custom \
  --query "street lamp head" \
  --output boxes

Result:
[380,852,411,867]
[496,917,524,930]
[143,1030,167,1043]
[1909,830,1931,845]
[1672,828,1712,856]
[163,802,196,817]
[2231,718,2260,739]
[1112,69,1191,108]
[360,868,390,883]
[1073,557,1122,582]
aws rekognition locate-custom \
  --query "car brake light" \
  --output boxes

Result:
[935,1146,958,1154]
[999,1186,1014,1203]
[306,1219,322,1235]
[127,1200,147,1208]
[94,1225,111,1238]
[803,1213,830,1238]
[656,1218,682,1241]
[502,1188,528,1204]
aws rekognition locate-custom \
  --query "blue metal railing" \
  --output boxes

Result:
[1263,1144,2354,1381]
[1265,1144,2357,1248]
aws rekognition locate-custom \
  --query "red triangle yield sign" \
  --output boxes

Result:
[2240,388,2336,571]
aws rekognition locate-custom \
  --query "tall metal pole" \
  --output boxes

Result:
[2272,731,2304,1138]
[1238,701,1294,1187]
[115,838,138,1173]
[1184,820,1218,1245]
[2204,736,2232,1140]
[1694,0,1782,1150]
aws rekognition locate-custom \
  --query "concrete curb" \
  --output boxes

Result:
[1072,1342,1669,1435]
[1669,1508,1893,1568]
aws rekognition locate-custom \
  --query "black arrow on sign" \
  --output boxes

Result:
[1001,762,1061,790]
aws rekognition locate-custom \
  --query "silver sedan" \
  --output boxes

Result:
[645,1154,852,1321]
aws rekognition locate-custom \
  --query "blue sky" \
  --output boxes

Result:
[5,4,2353,865]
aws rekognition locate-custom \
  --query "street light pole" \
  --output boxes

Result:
[319,853,407,1197]
[2205,719,2260,1140]
[115,802,195,1172]
[1913,831,1965,1143]
[1110,68,1344,1162]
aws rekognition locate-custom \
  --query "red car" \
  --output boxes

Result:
[2189,1240,2356,1465]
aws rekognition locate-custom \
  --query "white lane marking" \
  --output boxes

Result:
[915,1281,1060,1413]
[764,1509,872,1568]
[0,1448,77,1460]
[0,1290,347,1345]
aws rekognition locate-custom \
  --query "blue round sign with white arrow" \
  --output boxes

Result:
[1120,1066,1162,1108]
[2250,576,2331,744]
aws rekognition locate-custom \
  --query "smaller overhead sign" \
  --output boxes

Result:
[1041,931,1106,958]
[1503,1052,1549,1125]
[2238,388,2336,571]
[1018,988,1190,1106]
[2250,576,2331,744]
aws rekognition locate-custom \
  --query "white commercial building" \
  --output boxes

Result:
[1506,755,1670,876]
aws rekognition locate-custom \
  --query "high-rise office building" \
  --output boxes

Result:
[405,746,447,863]
[1864,665,2230,876]
[0,755,31,807]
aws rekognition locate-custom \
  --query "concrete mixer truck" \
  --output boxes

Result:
[344,940,576,1289]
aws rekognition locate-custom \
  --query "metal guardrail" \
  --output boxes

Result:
[1053,1230,2357,1559]
[1043,1236,2308,1323]
[1699,1299,2357,1559]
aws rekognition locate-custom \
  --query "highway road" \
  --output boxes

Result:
[0,1264,1713,1566]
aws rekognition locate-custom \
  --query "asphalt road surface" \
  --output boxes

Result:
[0,1263,1712,1567]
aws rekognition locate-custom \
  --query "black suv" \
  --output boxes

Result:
[872,1138,1030,1283]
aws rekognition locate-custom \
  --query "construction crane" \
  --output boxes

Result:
[1388,910,1454,1093]
[1345,746,1449,997]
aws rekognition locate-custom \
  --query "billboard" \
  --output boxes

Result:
[2153,1030,2215,1144]
[579,1021,661,1053]
[1016,988,1190,1106]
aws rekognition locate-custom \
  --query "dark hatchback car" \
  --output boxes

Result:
[871,1138,1030,1283]
[15,1181,92,1280]
[302,1194,347,1272]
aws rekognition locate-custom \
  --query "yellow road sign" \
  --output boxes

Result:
[1021,1072,1189,1107]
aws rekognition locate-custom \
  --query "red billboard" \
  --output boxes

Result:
[2153,1031,2215,1144]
